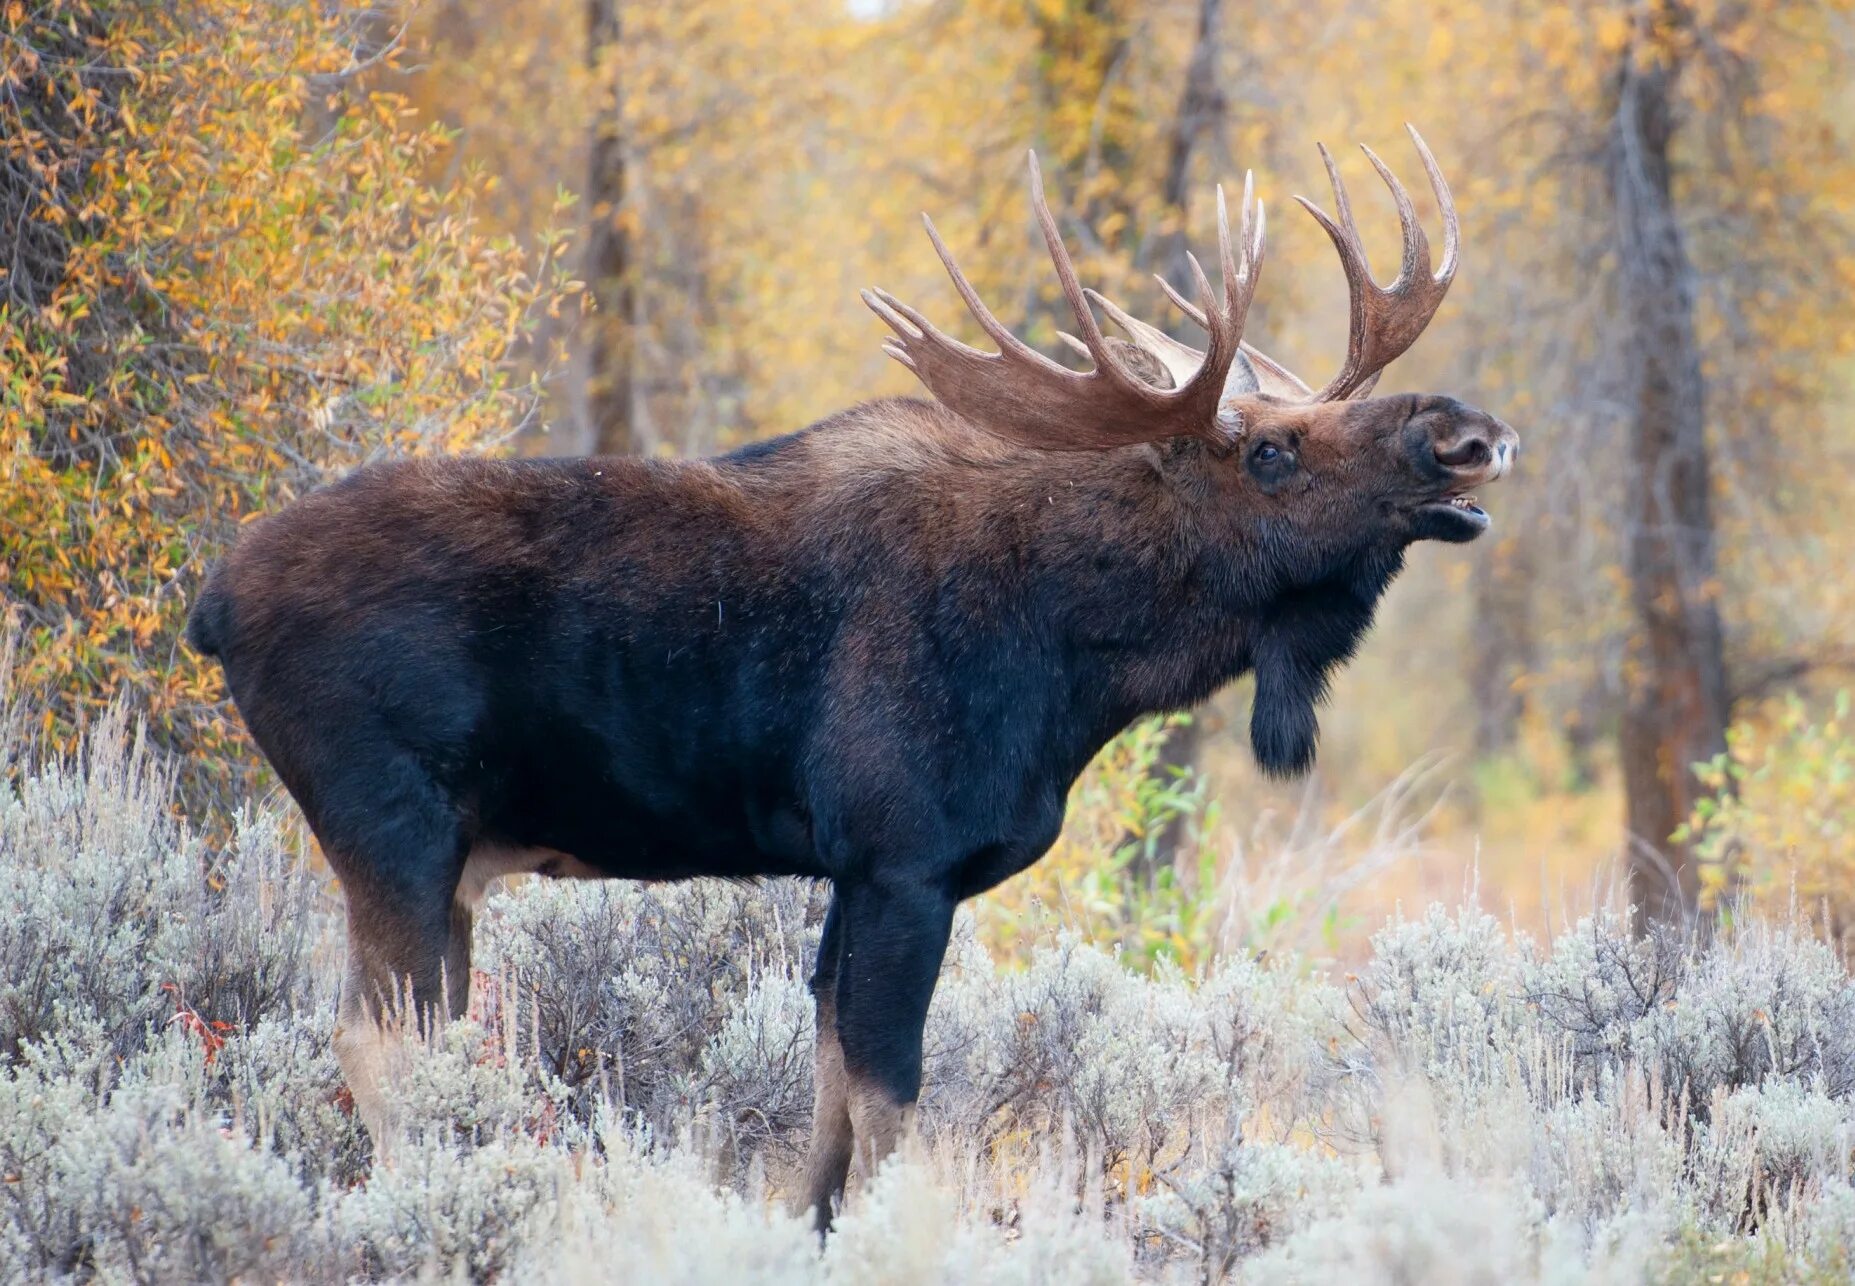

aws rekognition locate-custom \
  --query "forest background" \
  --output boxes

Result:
[5,0,1854,964]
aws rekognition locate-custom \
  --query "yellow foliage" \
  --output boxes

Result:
[2,0,572,802]
[976,716,1223,973]
[1684,692,1855,950]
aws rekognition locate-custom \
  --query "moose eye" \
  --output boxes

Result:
[1246,440,1297,486]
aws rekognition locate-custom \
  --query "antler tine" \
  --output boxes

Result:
[1309,143,1361,252]
[1156,273,1209,330]
[1239,342,1314,398]
[863,283,1020,373]
[1233,172,1264,325]
[1087,287,1172,349]
[1216,185,1239,316]
[1405,123,1458,283]
[1247,177,1267,286]
[1359,142,1428,288]
[1085,287,1210,388]
[1212,177,1262,343]
[913,216,1072,377]
[1149,173,1262,342]
[1291,129,1460,402]
[1025,151,1161,400]
[1183,251,1221,333]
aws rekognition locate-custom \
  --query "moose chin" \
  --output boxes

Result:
[186,125,1515,1233]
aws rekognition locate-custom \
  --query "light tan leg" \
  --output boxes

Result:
[332,948,411,1154]
[794,996,856,1232]
[444,897,474,1017]
[332,880,476,1160]
[847,1074,917,1182]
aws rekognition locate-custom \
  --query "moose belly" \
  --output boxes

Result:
[474,733,823,883]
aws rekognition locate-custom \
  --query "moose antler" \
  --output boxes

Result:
[863,152,1263,451]
[867,128,1457,445]
[1153,124,1458,405]
[1293,124,1458,401]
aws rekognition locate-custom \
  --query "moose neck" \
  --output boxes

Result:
[1005,437,1403,775]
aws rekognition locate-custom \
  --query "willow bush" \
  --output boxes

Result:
[1,0,573,805]
[1682,691,1855,947]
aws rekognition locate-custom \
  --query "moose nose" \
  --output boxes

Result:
[1431,414,1518,480]
[1435,436,1491,470]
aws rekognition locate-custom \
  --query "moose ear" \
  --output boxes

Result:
[1250,654,1321,778]
[1219,348,1260,399]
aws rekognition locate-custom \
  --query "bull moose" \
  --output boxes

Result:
[187,127,1515,1232]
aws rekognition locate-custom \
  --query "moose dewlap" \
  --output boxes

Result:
[187,126,1515,1232]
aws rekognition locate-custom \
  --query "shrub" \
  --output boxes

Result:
[1,0,574,806]
[0,702,324,1067]
[1243,1169,1631,1286]
[474,874,820,1172]
[333,1131,568,1281]
[1682,690,1855,948]
[1136,1133,1359,1277]
[0,1044,319,1283]
[10,681,1855,1281]
[1627,922,1855,1105]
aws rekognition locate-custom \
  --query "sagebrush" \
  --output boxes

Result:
[5,699,1855,1283]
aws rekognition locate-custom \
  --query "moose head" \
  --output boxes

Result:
[863,126,1518,771]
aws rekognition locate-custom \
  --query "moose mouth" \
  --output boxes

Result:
[1414,492,1491,543]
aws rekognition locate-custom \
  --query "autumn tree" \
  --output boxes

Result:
[1327,0,1855,924]
[1506,0,1851,925]
[2,0,570,804]
[1605,12,1729,924]
[579,0,634,455]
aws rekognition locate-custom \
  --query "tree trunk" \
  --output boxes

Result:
[1469,537,1534,756]
[1608,55,1728,929]
[1134,0,1223,872]
[1156,0,1226,315]
[579,0,634,457]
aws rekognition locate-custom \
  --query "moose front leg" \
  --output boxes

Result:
[796,895,854,1233]
[830,873,956,1188]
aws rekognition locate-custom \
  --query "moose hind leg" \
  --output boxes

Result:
[832,876,956,1184]
[333,942,402,1149]
[334,862,474,1150]
[795,895,854,1234]
[321,761,471,1152]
